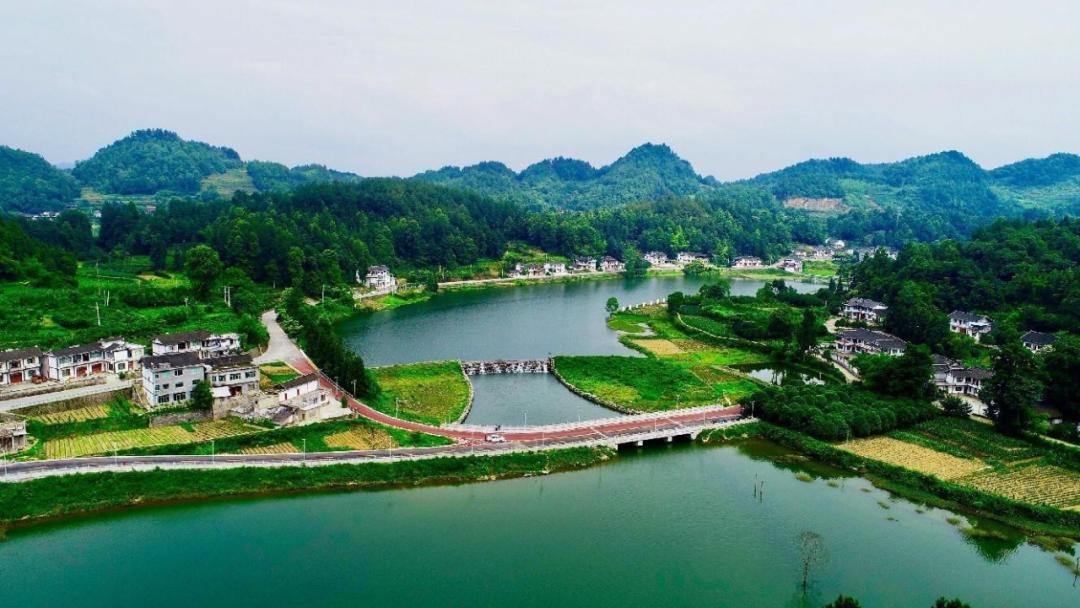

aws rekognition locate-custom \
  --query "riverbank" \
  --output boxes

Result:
[0,446,614,536]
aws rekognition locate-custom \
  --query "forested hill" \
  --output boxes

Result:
[0,146,80,213]
[412,143,712,210]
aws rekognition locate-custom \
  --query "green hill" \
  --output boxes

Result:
[0,146,80,213]
[413,143,712,210]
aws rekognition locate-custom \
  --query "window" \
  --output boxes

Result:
[173,393,186,402]
[245,371,257,378]
[175,381,184,388]
[174,369,184,376]
[161,383,170,389]
[229,373,241,381]
[157,396,169,404]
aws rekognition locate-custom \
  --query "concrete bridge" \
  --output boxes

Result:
[460,359,551,375]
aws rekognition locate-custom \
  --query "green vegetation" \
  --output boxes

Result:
[282,289,377,398]
[0,447,612,530]
[245,160,360,192]
[259,361,299,385]
[554,355,726,412]
[368,361,471,425]
[0,215,77,287]
[0,145,79,213]
[72,129,243,195]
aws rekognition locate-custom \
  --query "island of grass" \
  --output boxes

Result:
[367,361,472,425]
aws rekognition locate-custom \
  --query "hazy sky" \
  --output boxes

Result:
[2,1,1078,179]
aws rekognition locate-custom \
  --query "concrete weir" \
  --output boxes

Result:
[461,359,551,375]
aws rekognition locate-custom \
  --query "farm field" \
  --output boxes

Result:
[323,426,395,450]
[28,404,112,425]
[42,420,260,459]
[259,361,300,386]
[368,361,471,425]
[840,418,1080,511]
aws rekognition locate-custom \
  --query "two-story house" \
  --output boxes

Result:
[731,256,763,269]
[600,256,624,272]
[841,298,888,324]
[948,311,992,342]
[572,256,596,272]
[1021,331,1057,353]
[44,338,144,381]
[206,354,259,402]
[151,331,240,358]
[0,413,28,453]
[361,265,397,290]
[834,328,906,357]
[677,252,709,265]
[0,347,42,385]
[644,251,668,266]
[778,259,803,273]
[142,352,206,407]
[543,262,567,276]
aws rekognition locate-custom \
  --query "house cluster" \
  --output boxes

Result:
[833,328,907,357]
[512,261,568,278]
[358,265,398,291]
[931,355,993,399]
[0,337,145,387]
[141,331,253,408]
[840,298,889,324]
[0,412,28,454]
[948,311,992,343]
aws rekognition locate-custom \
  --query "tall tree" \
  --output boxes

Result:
[796,309,818,354]
[1042,335,1079,421]
[980,341,1042,435]
[885,281,950,349]
[184,244,223,301]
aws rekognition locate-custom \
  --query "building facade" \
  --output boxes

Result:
[362,265,397,290]
[0,347,42,385]
[0,413,28,453]
[600,256,624,272]
[151,331,240,358]
[206,354,259,402]
[644,251,668,266]
[44,338,144,381]
[841,298,889,324]
[141,352,206,407]
[948,311,992,342]
[834,328,907,356]
[731,256,763,269]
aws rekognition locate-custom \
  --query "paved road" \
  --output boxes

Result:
[0,379,133,412]
[254,310,308,365]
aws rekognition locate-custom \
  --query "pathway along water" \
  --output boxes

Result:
[3,276,1078,606]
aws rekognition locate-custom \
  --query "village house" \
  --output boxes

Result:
[948,311,992,342]
[1021,330,1058,353]
[269,373,334,425]
[851,246,898,260]
[206,354,259,403]
[833,328,906,356]
[0,347,42,385]
[44,338,145,381]
[0,413,28,454]
[777,259,803,273]
[513,263,545,278]
[931,354,992,398]
[731,256,764,269]
[600,256,624,272]
[677,251,709,265]
[543,261,568,276]
[151,330,240,358]
[572,256,596,272]
[141,352,206,407]
[361,265,397,291]
[644,251,668,266]
[841,298,889,324]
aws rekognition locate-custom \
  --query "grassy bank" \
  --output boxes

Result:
[553,355,727,412]
[368,361,471,425]
[0,447,614,533]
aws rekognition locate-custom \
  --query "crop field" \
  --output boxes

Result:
[631,338,684,355]
[29,404,112,425]
[956,465,1080,510]
[840,436,988,480]
[323,426,396,450]
[260,362,300,386]
[233,442,297,455]
[369,361,471,424]
[42,420,260,459]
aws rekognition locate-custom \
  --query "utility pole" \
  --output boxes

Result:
[211,440,215,464]
[302,438,307,463]
[321,284,325,304]
[95,303,101,326]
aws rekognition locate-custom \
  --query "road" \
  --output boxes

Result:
[254,310,308,365]
[0,378,133,412]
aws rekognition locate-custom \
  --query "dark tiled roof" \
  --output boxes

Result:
[153,330,211,345]
[845,297,887,309]
[48,342,105,357]
[837,328,906,349]
[207,354,254,370]
[0,347,42,362]
[948,310,989,323]
[276,373,320,391]
[142,352,203,369]
[956,368,993,380]
[1021,331,1057,346]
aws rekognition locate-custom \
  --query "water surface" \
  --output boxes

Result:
[463,373,621,427]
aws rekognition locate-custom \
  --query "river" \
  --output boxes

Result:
[2,276,1077,607]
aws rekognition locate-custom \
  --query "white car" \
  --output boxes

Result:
[485,433,506,443]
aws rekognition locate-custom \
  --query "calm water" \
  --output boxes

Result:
[1,443,1075,608]
[463,373,621,427]
[4,275,1077,607]
[739,364,828,386]
[341,276,820,366]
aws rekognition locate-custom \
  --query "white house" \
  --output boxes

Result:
[572,256,596,272]
[948,311,992,343]
[834,328,906,356]
[276,373,321,403]
[543,262,567,276]
[1021,331,1057,353]
[0,347,42,385]
[841,298,888,324]
[361,265,397,290]
[731,256,764,269]
[141,352,206,407]
[513,263,545,278]
[931,354,991,398]
[677,252,709,265]
[151,330,240,358]
[600,256,624,272]
[644,251,668,266]
[45,338,144,381]
[206,354,259,402]
[778,259,803,273]
[270,373,333,425]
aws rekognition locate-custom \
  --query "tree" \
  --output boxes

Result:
[797,309,818,354]
[796,531,828,597]
[932,599,972,608]
[622,247,649,277]
[191,380,213,411]
[857,345,933,399]
[699,279,731,301]
[1042,335,1080,421]
[885,282,950,349]
[981,341,1042,435]
[666,291,684,315]
[184,244,223,301]
[940,395,972,418]
[606,297,619,316]
[237,314,269,348]
[149,239,168,270]
[823,596,862,608]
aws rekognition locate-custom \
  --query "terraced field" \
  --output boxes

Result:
[957,465,1080,510]
[323,426,395,450]
[840,436,988,480]
[233,442,297,455]
[43,420,260,459]
[30,404,112,424]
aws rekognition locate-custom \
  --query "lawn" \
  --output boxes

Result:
[553,355,720,412]
[802,261,838,277]
[368,361,472,425]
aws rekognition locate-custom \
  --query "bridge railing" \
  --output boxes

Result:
[444,403,742,433]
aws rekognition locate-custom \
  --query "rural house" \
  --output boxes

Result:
[931,355,992,399]
[361,265,397,290]
[271,373,333,425]
[841,298,888,324]
[151,330,240,358]
[543,262,567,276]
[513,263,545,278]
[572,256,596,272]
[677,251,709,265]
[731,256,763,269]
[1021,331,1057,353]
[44,338,144,381]
[206,354,259,402]
[834,328,907,356]
[644,251,668,266]
[948,311,992,342]
[0,413,28,453]
[141,352,206,407]
[0,347,42,385]
[600,256,624,272]
[777,259,803,273]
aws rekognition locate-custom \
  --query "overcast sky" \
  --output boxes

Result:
[2,1,1078,179]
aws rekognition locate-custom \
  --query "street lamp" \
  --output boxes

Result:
[302,438,307,463]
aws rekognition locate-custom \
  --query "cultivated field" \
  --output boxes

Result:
[323,426,395,450]
[840,436,988,480]
[957,465,1080,510]
[370,361,471,424]
[631,338,683,356]
[233,442,297,455]
[43,420,260,459]
[29,404,112,425]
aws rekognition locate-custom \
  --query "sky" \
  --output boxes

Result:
[2,0,1079,180]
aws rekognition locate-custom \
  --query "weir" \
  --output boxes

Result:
[461,359,551,375]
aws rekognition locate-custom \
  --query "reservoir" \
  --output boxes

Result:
[2,276,1076,607]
